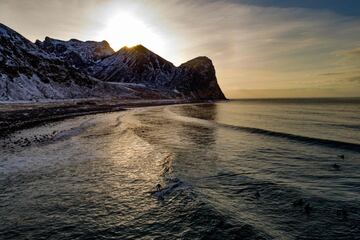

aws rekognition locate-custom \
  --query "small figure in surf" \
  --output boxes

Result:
[336,208,348,219]
[332,163,341,171]
[292,198,304,207]
[156,183,162,192]
[255,191,261,199]
[304,203,312,215]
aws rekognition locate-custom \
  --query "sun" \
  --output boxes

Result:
[97,12,166,53]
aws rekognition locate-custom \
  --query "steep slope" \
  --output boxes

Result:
[0,24,157,101]
[37,39,226,99]
[0,23,98,101]
[90,45,226,99]
[0,23,226,101]
[89,45,176,87]
[36,37,114,68]
[170,57,226,99]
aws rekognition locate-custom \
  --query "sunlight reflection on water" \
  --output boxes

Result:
[0,102,359,240]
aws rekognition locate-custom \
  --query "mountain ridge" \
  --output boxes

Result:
[0,23,226,101]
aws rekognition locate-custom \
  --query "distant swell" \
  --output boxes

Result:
[219,123,360,152]
[165,108,360,152]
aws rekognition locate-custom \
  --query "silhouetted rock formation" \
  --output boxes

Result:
[35,37,114,68]
[89,45,176,87]
[1,23,226,101]
[170,56,226,99]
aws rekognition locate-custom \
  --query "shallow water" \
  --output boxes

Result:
[0,99,359,239]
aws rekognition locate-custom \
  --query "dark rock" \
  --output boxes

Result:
[36,37,115,68]
[170,56,226,99]
[90,45,176,87]
[0,23,226,101]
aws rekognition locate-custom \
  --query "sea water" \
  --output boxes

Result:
[0,98,359,239]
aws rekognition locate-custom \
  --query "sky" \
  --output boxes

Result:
[0,0,360,99]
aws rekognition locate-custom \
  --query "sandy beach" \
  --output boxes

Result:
[0,98,203,136]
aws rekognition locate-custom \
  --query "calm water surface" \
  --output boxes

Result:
[0,99,359,239]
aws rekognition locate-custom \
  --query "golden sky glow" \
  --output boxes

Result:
[1,0,360,98]
[96,11,166,54]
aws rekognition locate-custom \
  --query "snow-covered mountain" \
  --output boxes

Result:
[0,23,94,100]
[1,23,226,101]
[37,40,226,99]
[35,37,114,69]
[89,45,176,87]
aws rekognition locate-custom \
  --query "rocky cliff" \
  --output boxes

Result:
[0,23,95,100]
[35,37,114,69]
[170,57,226,99]
[89,45,176,87]
[1,23,226,101]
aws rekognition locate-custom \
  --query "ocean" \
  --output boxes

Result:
[0,98,359,239]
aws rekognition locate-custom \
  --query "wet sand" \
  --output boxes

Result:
[0,98,202,136]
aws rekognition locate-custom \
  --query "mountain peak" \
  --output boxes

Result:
[0,23,27,40]
[171,55,226,100]
[180,56,213,68]
[100,40,111,48]
[36,37,115,67]
[131,44,148,51]
[0,23,226,101]
[119,44,149,54]
[0,23,46,56]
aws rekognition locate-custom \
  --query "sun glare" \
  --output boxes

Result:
[97,12,166,54]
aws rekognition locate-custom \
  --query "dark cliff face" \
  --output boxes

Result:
[90,45,226,99]
[0,23,226,101]
[0,23,134,101]
[171,57,226,100]
[90,45,176,87]
[36,37,115,69]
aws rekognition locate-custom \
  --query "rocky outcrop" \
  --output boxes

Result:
[87,45,225,99]
[0,23,97,100]
[170,57,226,100]
[36,37,114,68]
[0,23,226,101]
[89,45,176,87]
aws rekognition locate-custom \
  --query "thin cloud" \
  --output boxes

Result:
[319,72,346,76]
[339,47,360,58]
[0,0,359,98]
[346,75,360,83]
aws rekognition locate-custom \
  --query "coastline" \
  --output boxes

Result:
[0,98,209,136]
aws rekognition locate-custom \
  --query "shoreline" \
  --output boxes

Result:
[0,98,210,136]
